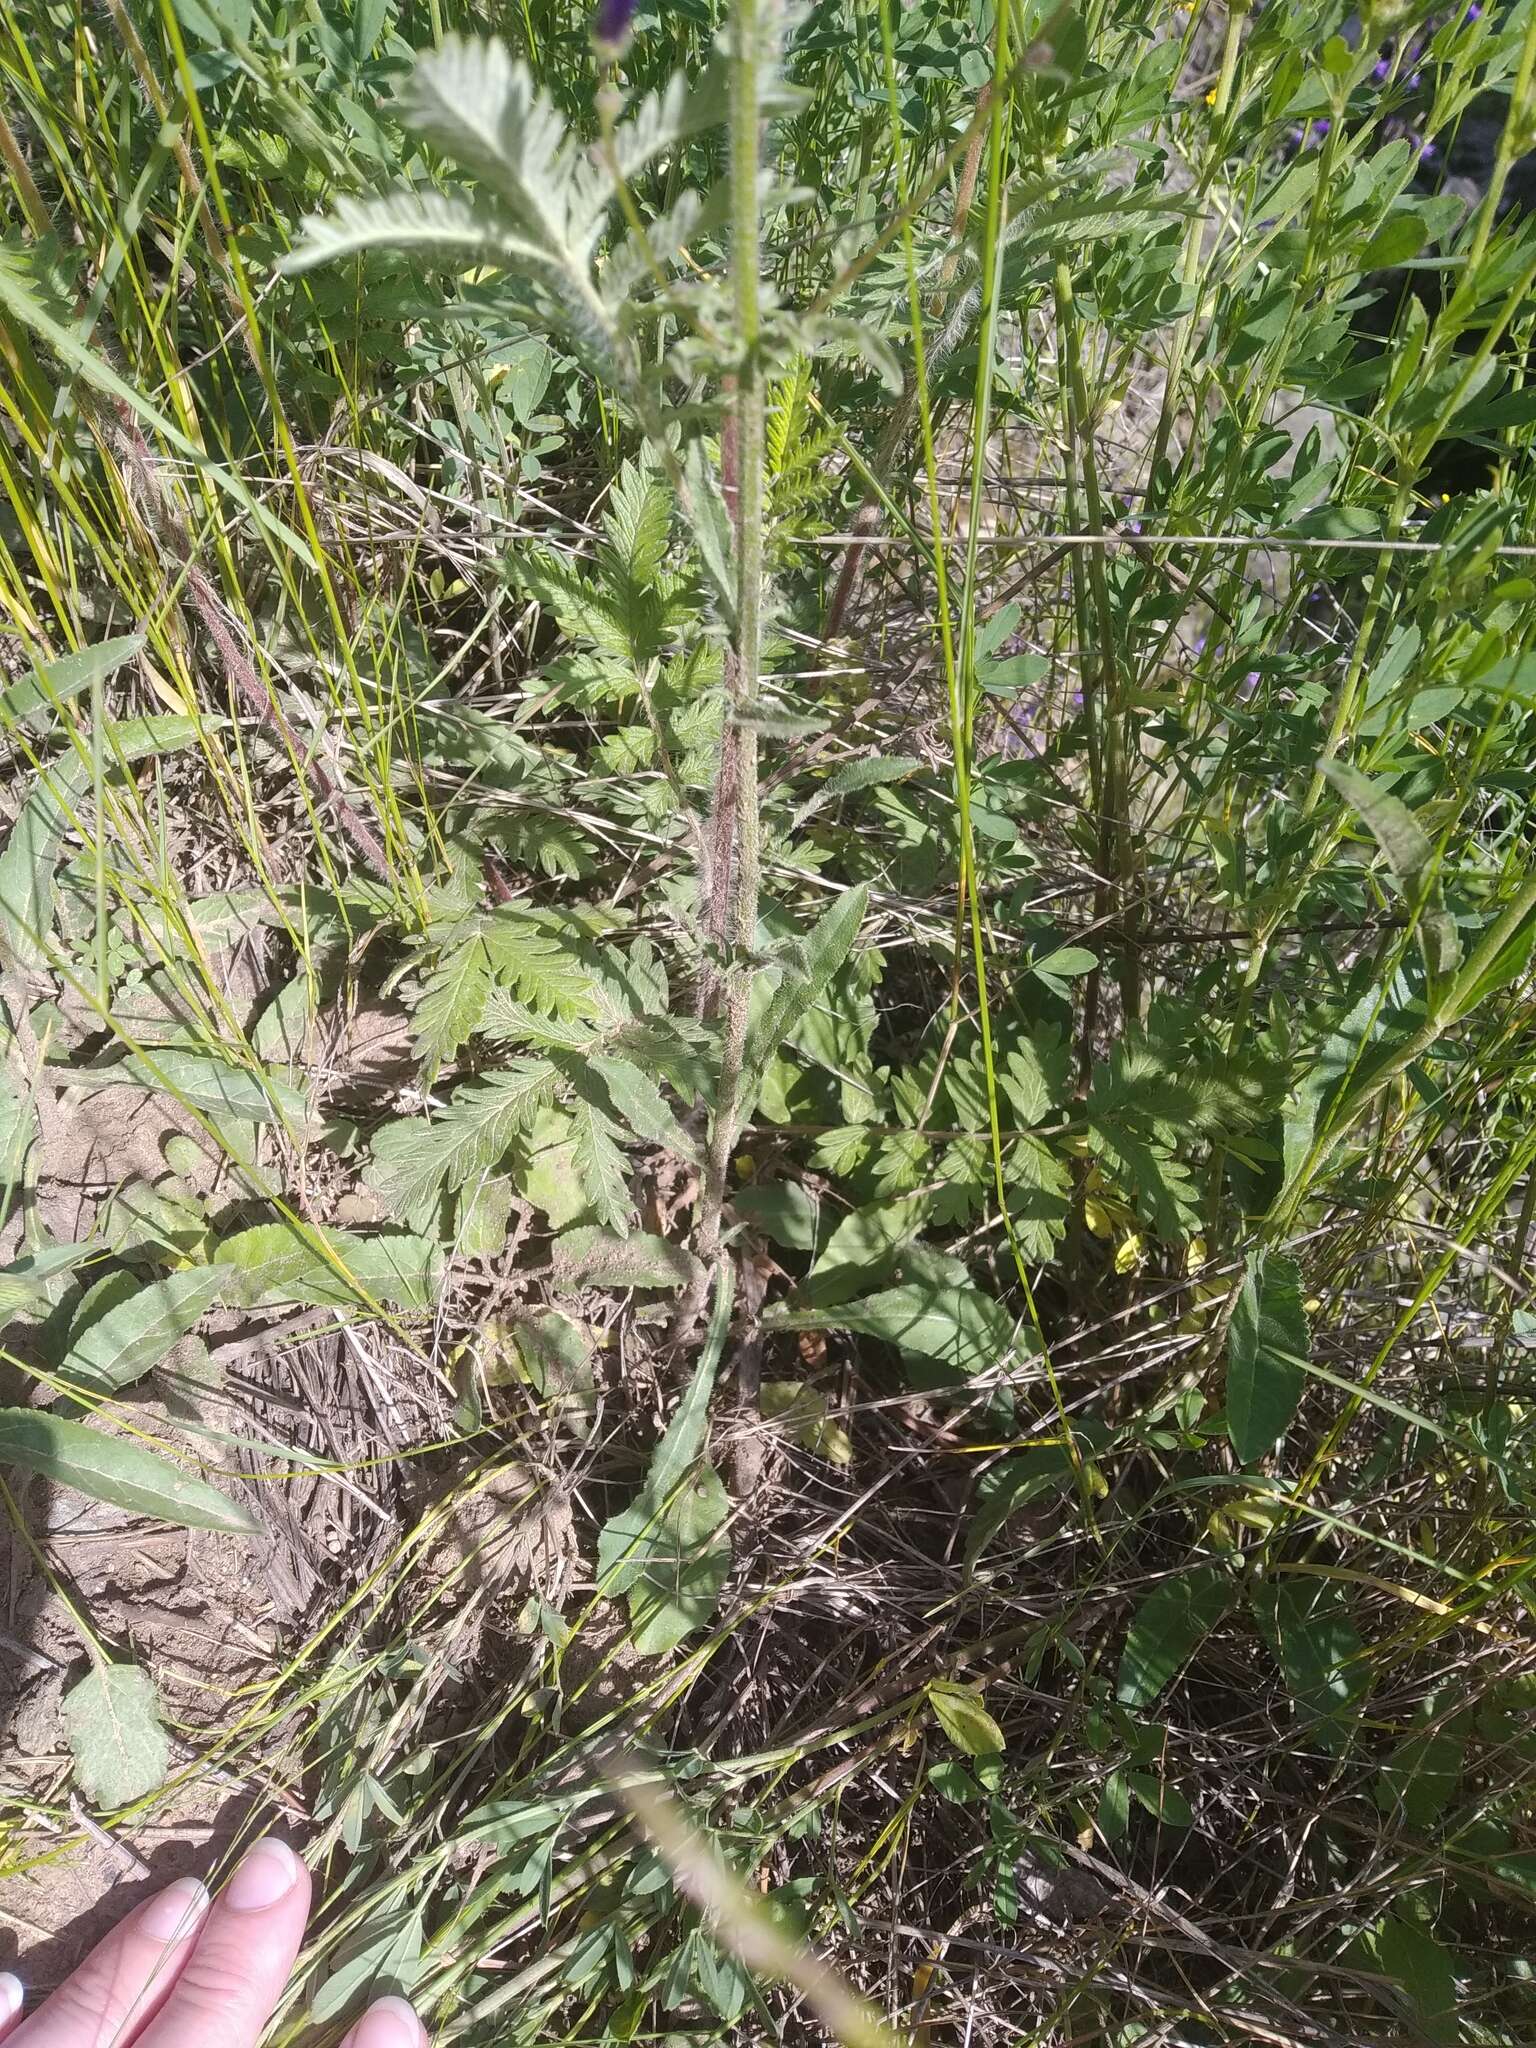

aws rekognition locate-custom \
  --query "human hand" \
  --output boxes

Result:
[0,1839,426,2048]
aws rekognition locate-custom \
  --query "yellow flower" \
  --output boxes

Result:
[1204,87,1218,104]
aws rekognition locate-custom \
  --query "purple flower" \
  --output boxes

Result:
[1373,57,1390,80]
[1127,519,1142,535]
[1239,671,1259,700]
[593,0,635,55]
[1420,138,1437,158]
[1312,117,1331,140]
[1408,69,1422,87]
[1467,4,1482,18]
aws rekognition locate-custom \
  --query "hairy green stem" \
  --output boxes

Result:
[693,0,767,1290]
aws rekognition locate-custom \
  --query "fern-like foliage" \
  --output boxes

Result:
[282,35,730,409]
[368,1059,560,1218]
[397,38,608,261]
[406,907,602,1076]
[518,458,689,673]
[381,910,711,1226]
[1085,1005,1285,1242]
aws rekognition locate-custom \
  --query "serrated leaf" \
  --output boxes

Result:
[580,1053,698,1163]
[413,935,491,1071]
[1227,1251,1310,1462]
[63,1663,169,1809]
[366,1060,559,1216]
[998,1030,1069,1129]
[603,458,672,585]
[1089,1116,1199,1243]
[0,1408,258,1533]
[283,186,562,280]
[928,1680,1004,1757]
[1322,759,1461,988]
[517,548,636,660]
[1116,1565,1232,1707]
[397,36,604,255]
[613,58,731,184]
[567,1093,631,1232]
[483,910,599,1019]
[218,1223,440,1309]
[743,884,868,1089]
[61,1264,232,1398]
[794,311,904,394]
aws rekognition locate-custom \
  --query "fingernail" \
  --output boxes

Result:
[225,1837,301,1912]
[139,1876,210,1943]
[345,1995,421,2048]
[0,1974,22,2021]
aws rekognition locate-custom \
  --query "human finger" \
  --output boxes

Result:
[0,1972,26,2042]
[341,1997,428,2048]
[9,1873,210,2048]
[129,1839,310,2048]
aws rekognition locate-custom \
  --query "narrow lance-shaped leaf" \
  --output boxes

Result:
[0,634,142,733]
[62,1264,233,1397]
[217,1223,441,1309]
[1226,1251,1310,1462]
[596,1265,735,1653]
[0,1409,258,1534]
[1321,759,1461,989]
[0,757,88,972]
